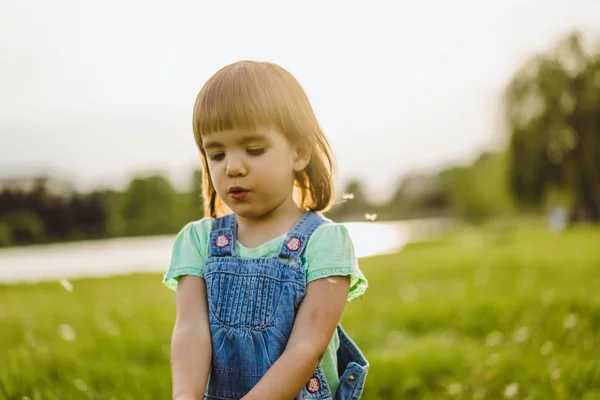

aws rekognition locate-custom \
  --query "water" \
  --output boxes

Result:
[0,219,449,284]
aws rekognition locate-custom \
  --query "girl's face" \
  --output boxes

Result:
[202,127,309,220]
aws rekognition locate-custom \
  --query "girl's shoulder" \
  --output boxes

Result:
[305,218,355,261]
[163,217,215,291]
[179,216,214,237]
[172,217,215,252]
[304,219,368,300]
[188,215,215,229]
[308,219,353,245]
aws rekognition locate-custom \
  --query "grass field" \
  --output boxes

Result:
[1,222,600,399]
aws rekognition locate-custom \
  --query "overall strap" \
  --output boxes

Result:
[277,211,327,263]
[208,213,237,257]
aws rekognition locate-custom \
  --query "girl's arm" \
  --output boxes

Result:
[242,275,351,400]
[171,275,212,400]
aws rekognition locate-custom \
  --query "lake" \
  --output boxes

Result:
[0,218,451,285]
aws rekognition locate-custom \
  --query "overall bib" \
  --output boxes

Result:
[203,212,368,399]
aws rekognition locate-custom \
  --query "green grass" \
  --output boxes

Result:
[1,222,600,399]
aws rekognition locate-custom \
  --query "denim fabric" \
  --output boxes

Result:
[203,212,368,400]
[334,325,369,400]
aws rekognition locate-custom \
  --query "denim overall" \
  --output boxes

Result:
[203,212,368,400]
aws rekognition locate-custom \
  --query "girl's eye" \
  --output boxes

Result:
[247,148,266,156]
[208,152,225,161]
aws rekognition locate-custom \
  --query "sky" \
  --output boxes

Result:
[1,0,600,202]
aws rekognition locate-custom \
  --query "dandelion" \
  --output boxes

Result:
[512,326,530,343]
[485,352,500,366]
[365,213,377,221]
[99,319,120,336]
[541,341,553,355]
[504,382,519,398]
[485,331,504,347]
[58,324,76,342]
[59,279,73,292]
[74,379,87,391]
[447,383,462,396]
[564,313,578,329]
[342,193,354,200]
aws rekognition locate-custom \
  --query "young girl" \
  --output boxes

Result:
[163,60,369,400]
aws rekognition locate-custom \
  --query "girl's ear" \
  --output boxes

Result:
[292,143,311,172]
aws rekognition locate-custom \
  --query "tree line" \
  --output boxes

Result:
[0,150,514,247]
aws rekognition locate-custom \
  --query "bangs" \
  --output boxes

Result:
[193,61,306,138]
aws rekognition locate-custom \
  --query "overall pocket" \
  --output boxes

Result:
[206,272,284,328]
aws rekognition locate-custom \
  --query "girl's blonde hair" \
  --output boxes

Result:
[192,60,336,218]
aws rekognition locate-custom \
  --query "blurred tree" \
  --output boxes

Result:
[189,168,205,219]
[0,221,13,247]
[505,31,600,222]
[120,175,179,235]
[1,209,46,245]
[445,152,514,223]
[68,191,116,240]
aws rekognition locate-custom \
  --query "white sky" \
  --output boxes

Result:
[1,0,599,201]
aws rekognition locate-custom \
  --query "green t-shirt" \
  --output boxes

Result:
[163,216,368,395]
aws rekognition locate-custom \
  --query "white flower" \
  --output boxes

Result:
[447,383,462,396]
[74,379,87,391]
[485,331,504,347]
[541,341,553,355]
[485,353,500,366]
[564,313,578,329]
[504,382,519,398]
[512,326,530,343]
[58,324,76,342]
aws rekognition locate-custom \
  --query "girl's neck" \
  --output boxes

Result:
[235,198,306,249]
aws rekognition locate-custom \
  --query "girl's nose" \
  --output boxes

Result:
[226,156,247,177]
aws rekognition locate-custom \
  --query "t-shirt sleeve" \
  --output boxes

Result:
[162,218,213,291]
[304,223,368,301]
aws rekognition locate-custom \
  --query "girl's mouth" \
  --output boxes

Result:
[228,187,249,200]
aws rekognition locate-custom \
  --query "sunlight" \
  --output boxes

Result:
[343,221,409,258]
